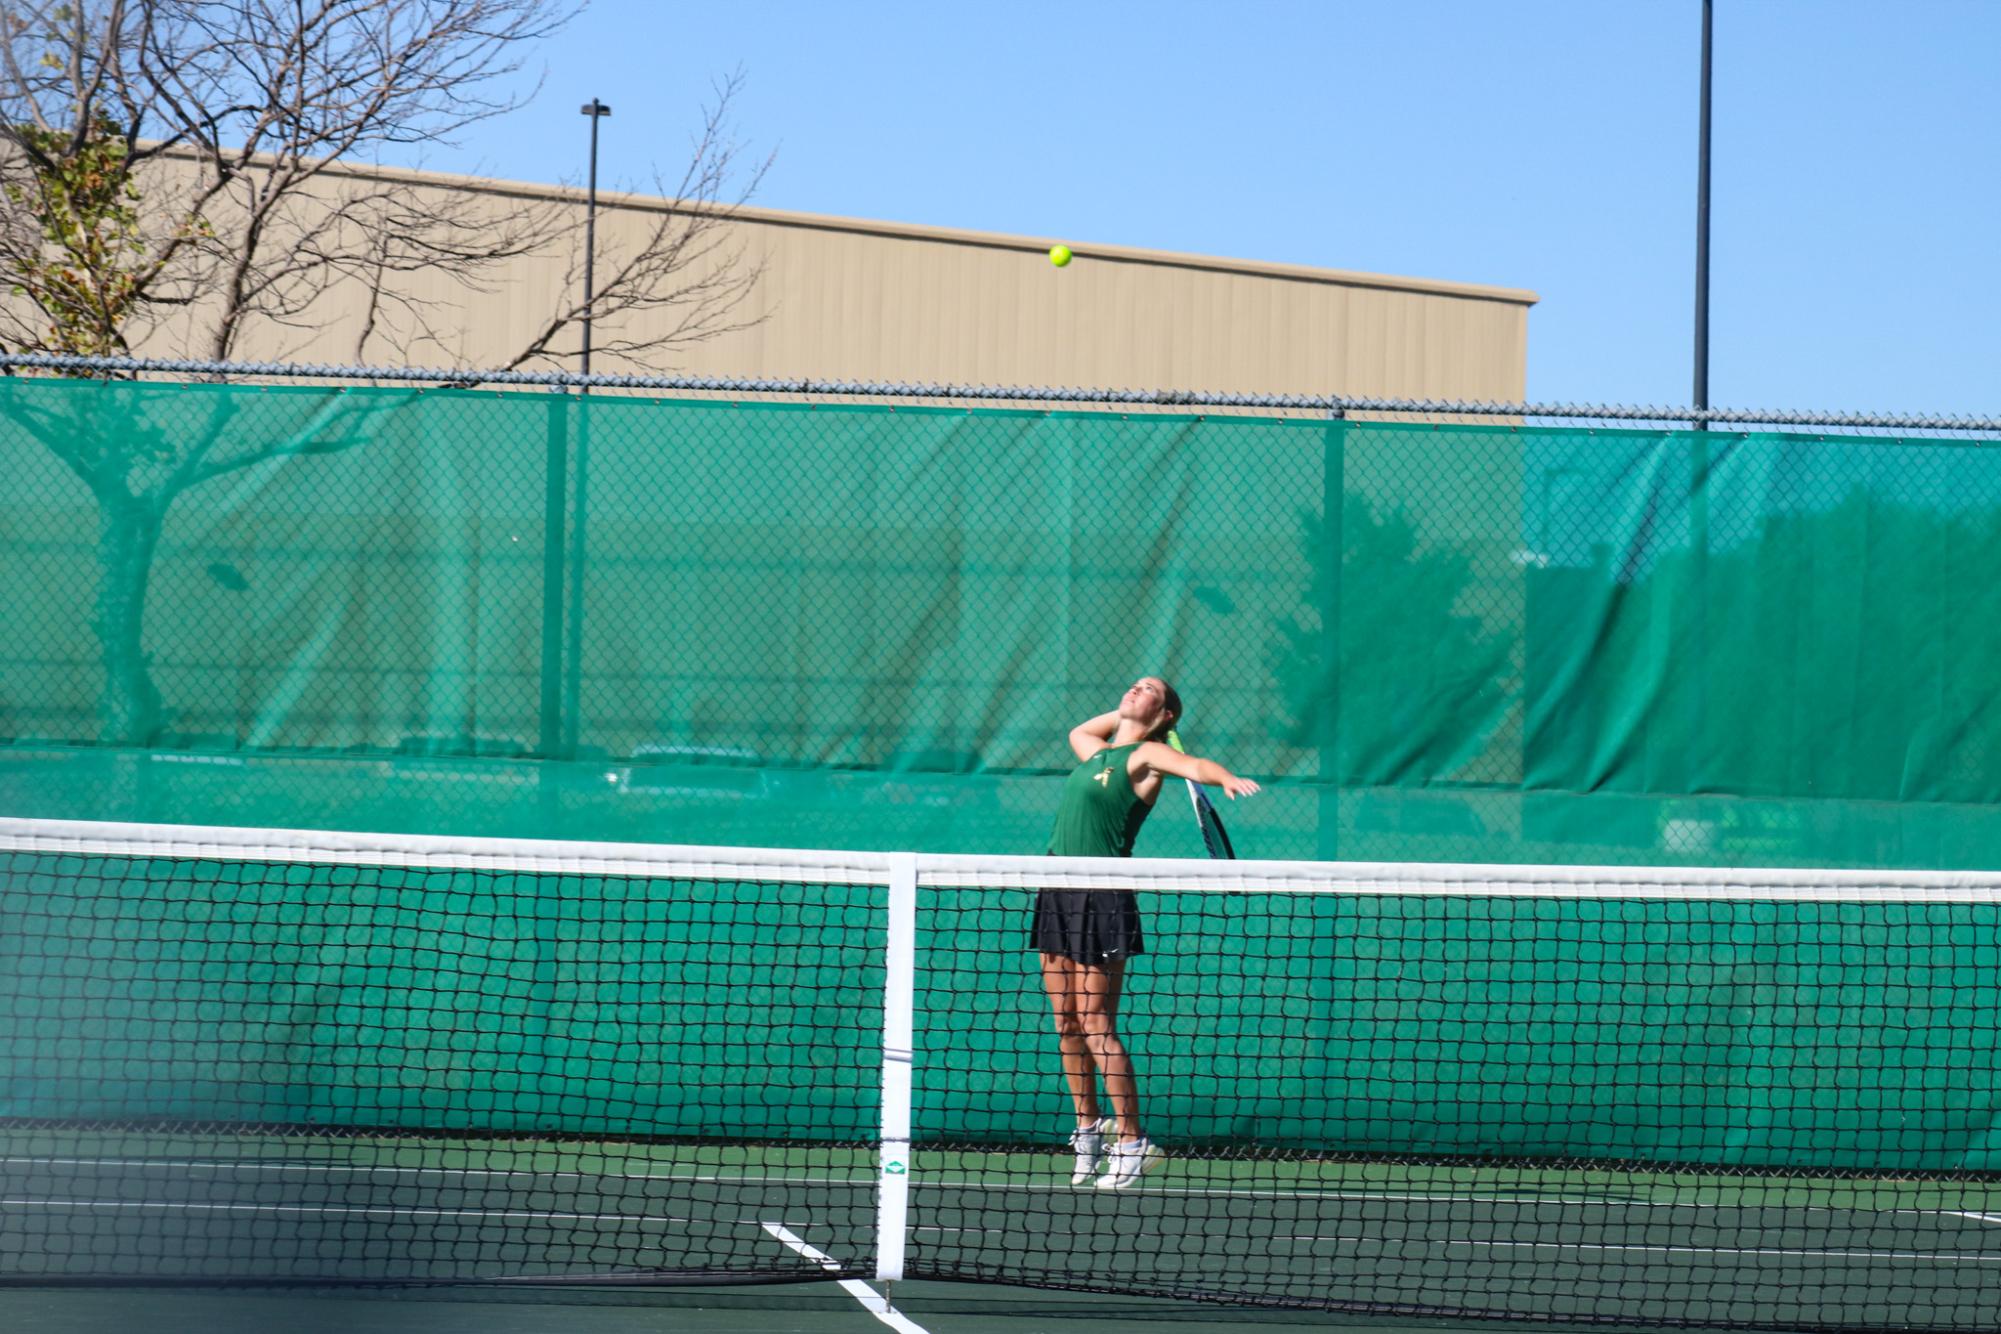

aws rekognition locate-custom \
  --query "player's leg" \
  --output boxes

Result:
[1073,959,1138,1138]
[1075,957,1164,1190]
[1041,951,1112,1184]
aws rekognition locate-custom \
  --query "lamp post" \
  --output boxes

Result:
[579,98,612,378]
[1687,2,1713,798]
[1693,0,1711,414]
[563,98,611,760]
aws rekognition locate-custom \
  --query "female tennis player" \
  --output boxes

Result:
[1036,676,1259,1189]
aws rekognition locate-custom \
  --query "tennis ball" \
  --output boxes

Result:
[1049,244,1073,268]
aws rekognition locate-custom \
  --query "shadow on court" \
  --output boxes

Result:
[10,1139,2001,1330]
[0,1282,1623,1334]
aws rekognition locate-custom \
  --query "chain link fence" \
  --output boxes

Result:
[4,353,1999,867]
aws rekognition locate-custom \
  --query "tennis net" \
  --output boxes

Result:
[5,817,2001,1329]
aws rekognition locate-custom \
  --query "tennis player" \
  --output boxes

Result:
[1036,676,1259,1189]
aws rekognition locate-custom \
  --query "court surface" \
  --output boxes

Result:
[7,1129,2001,1330]
[0,1282,1591,1334]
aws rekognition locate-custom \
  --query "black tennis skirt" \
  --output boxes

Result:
[1030,888,1145,965]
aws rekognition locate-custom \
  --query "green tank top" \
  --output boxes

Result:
[1047,742,1153,857]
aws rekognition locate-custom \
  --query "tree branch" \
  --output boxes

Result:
[506,68,773,372]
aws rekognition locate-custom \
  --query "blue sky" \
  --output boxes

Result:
[405,1,2000,415]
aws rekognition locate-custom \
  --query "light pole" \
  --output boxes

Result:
[1687,1,1713,798]
[564,98,611,760]
[1693,0,1712,414]
[579,98,612,378]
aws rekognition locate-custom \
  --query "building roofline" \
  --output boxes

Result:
[154,144,1539,309]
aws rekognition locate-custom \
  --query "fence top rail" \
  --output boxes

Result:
[2,351,1997,435]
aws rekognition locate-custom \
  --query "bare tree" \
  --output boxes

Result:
[0,1,770,367]
[0,1,562,359]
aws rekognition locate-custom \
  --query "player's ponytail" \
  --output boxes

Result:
[1146,679,1183,741]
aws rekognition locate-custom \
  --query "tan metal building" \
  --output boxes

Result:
[128,156,1536,400]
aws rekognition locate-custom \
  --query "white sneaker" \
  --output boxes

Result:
[1095,1136,1164,1190]
[1068,1117,1113,1186]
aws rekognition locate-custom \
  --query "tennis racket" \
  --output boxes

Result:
[1166,729,1236,860]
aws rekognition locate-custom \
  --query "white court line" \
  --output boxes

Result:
[919,1180,2001,1219]
[0,1157,1628,1205]
[1,1197,703,1225]
[1285,1234,2001,1263]
[917,1177,1638,1204]
[759,1223,931,1334]
[19,1155,1990,1224]
[1461,1239,2001,1263]
[0,1156,873,1187]
[918,1180,1722,1208]
[22,1156,1994,1224]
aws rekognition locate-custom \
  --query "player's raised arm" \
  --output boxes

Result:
[1134,740,1261,799]
[1068,710,1123,761]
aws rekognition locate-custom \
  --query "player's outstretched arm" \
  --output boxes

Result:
[1135,742,1261,799]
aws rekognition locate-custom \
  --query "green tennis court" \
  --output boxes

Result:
[10,821,2001,1328]
[0,1284,1482,1334]
[9,1127,2001,1328]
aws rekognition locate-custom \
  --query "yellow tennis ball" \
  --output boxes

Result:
[1049,244,1073,268]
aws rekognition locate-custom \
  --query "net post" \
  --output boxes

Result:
[875,851,917,1283]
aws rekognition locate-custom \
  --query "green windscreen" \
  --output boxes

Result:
[2,377,1998,867]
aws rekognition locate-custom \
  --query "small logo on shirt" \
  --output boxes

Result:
[1094,767,1113,786]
